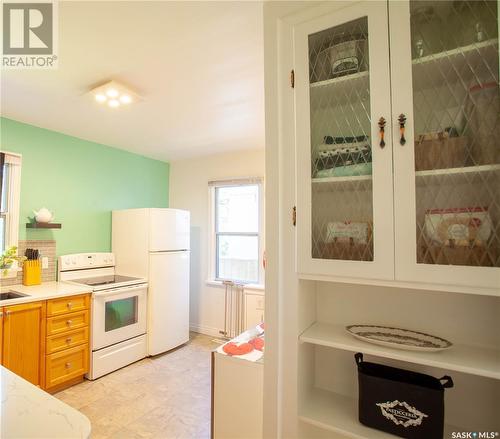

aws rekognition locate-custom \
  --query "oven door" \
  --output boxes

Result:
[92,284,147,350]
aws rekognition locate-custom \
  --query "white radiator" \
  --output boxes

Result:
[219,280,246,339]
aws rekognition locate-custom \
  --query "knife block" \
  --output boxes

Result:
[23,260,42,286]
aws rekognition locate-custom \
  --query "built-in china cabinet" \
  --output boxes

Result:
[295,0,499,291]
[264,1,499,438]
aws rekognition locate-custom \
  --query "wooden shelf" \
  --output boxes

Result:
[300,388,458,439]
[299,322,500,380]
[26,222,62,229]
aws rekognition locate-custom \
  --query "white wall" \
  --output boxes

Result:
[169,148,265,336]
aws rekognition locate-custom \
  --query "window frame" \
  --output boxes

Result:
[0,151,22,258]
[208,178,264,286]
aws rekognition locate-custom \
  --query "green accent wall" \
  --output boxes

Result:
[1,117,169,256]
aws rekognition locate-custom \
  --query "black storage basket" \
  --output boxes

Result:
[355,353,453,439]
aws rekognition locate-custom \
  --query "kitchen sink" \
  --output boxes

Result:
[0,291,29,300]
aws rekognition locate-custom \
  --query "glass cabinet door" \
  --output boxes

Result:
[294,3,394,279]
[391,1,500,288]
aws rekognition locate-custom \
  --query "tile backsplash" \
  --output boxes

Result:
[1,240,57,286]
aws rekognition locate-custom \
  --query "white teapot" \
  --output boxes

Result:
[33,208,54,223]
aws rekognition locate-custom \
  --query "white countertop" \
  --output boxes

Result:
[215,324,265,364]
[0,366,91,438]
[0,281,91,306]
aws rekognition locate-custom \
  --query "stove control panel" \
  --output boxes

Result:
[59,253,115,271]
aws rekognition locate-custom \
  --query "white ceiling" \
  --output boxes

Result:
[1,1,265,162]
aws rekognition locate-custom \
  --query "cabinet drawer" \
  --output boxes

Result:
[46,310,89,336]
[46,327,89,354]
[46,344,89,389]
[47,294,90,317]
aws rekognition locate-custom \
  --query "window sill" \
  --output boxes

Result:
[206,279,265,292]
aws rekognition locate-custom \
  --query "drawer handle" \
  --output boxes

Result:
[65,362,72,369]
[67,302,73,309]
[66,337,72,344]
[66,320,72,326]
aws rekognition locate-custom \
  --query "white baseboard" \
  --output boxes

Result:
[190,323,222,338]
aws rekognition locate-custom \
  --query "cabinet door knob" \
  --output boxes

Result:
[0,311,3,317]
[67,302,72,309]
[66,320,72,326]
[65,362,71,369]
[66,337,72,343]
[5,310,11,316]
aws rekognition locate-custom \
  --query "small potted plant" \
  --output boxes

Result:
[0,246,26,278]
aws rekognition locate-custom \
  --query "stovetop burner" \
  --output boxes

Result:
[72,275,141,287]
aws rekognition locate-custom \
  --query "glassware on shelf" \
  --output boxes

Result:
[327,36,368,78]
[450,0,498,48]
[410,5,444,59]
[309,18,369,83]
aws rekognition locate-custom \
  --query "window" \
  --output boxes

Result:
[0,152,22,253]
[210,179,263,284]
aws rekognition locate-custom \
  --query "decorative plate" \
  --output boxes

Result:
[345,325,452,352]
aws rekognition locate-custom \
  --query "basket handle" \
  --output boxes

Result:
[355,352,363,366]
[439,375,454,388]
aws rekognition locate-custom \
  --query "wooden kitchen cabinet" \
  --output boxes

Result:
[46,294,90,316]
[1,301,46,387]
[46,309,90,336]
[45,344,89,390]
[44,293,90,393]
[0,293,91,392]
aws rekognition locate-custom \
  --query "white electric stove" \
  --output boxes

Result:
[58,253,148,379]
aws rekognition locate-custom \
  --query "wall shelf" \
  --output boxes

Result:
[300,388,458,439]
[26,222,62,229]
[300,322,500,380]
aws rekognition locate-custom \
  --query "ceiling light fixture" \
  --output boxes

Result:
[95,94,106,103]
[89,80,140,109]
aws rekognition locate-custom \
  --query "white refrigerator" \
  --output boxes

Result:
[112,208,190,356]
